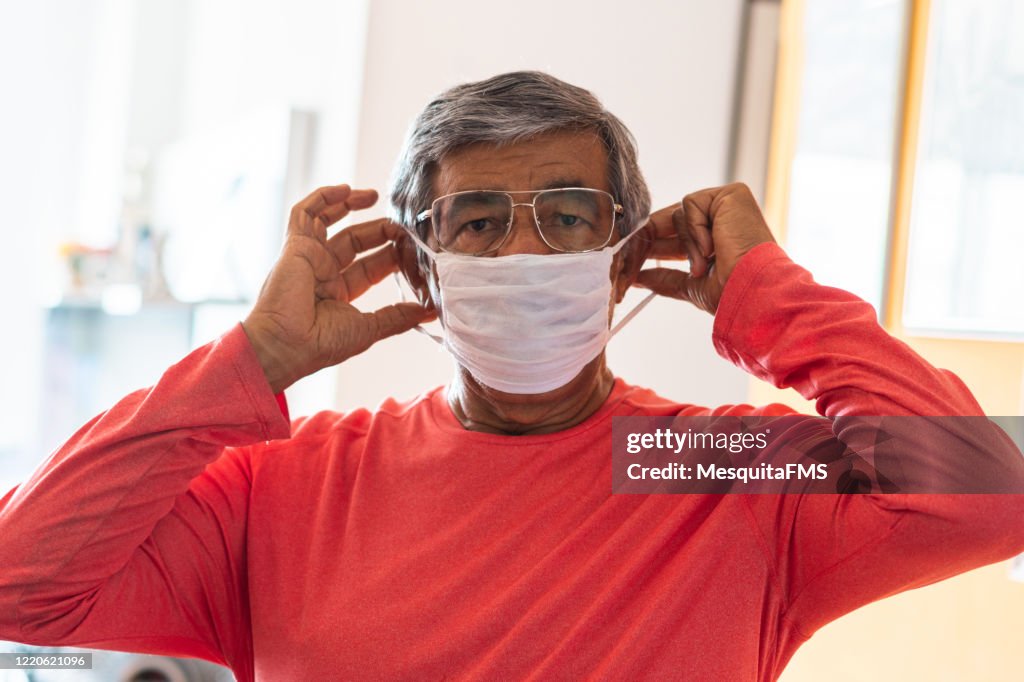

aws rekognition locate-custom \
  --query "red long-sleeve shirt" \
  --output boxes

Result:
[1,243,1022,681]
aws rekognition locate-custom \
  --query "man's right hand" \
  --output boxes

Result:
[242,184,436,393]
[637,183,776,315]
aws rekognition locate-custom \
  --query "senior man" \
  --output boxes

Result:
[1,71,1023,681]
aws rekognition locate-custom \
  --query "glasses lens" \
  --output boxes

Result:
[535,189,615,252]
[434,192,512,255]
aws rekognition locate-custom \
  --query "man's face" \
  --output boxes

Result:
[403,130,646,310]
[431,130,612,255]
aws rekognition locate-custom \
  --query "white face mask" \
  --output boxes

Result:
[404,228,653,394]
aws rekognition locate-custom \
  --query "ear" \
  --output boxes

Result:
[395,231,436,311]
[613,223,653,303]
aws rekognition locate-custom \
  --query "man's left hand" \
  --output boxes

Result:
[636,182,776,315]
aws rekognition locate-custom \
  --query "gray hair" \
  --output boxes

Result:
[388,71,650,245]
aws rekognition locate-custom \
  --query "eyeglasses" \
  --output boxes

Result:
[414,187,625,256]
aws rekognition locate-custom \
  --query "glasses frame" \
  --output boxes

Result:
[414,187,625,256]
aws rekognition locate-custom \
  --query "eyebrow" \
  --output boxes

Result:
[454,176,589,189]
[450,177,591,193]
[539,178,588,190]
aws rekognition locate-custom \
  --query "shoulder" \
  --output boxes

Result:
[292,386,443,442]
[250,386,445,457]
[613,378,799,417]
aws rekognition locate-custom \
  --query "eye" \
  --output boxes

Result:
[557,214,582,227]
[464,218,493,233]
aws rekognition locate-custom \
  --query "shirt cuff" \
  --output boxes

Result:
[712,242,790,340]
[224,323,292,440]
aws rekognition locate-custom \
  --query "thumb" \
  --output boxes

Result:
[635,267,697,301]
[365,302,436,341]
[635,268,718,315]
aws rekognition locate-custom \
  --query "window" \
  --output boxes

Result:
[904,0,1024,337]
[782,0,908,312]
[770,0,1024,341]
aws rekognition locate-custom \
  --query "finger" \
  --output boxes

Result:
[634,268,695,302]
[289,186,379,238]
[642,205,689,261]
[313,188,380,229]
[338,244,401,301]
[683,207,714,261]
[326,217,404,269]
[314,246,399,301]
[365,302,436,342]
[680,194,717,276]
[681,192,712,244]
[649,239,690,260]
[288,184,350,237]
[310,186,378,218]
[300,184,352,215]
[673,209,707,276]
[644,205,681,240]
[636,267,721,314]
[282,231,350,284]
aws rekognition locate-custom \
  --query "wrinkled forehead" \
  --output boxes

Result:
[431,130,612,199]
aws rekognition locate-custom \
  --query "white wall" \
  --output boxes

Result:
[331,0,751,410]
[0,1,101,478]
[173,0,372,417]
[0,0,374,467]
[0,0,753,443]
[178,0,370,186]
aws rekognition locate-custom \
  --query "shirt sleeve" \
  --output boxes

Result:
[711,243,1024,661]
[0,323,290,678]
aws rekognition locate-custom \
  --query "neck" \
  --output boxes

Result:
[447,354,616,435]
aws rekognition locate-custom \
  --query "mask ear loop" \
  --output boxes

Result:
[393,272,444,345]
[610,290,656,337]
[394,226,445,345]
[607,225,657,337]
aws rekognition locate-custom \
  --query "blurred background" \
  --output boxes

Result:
[0,0,1022,680]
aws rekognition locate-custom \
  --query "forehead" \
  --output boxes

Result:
[432,130,610,197]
